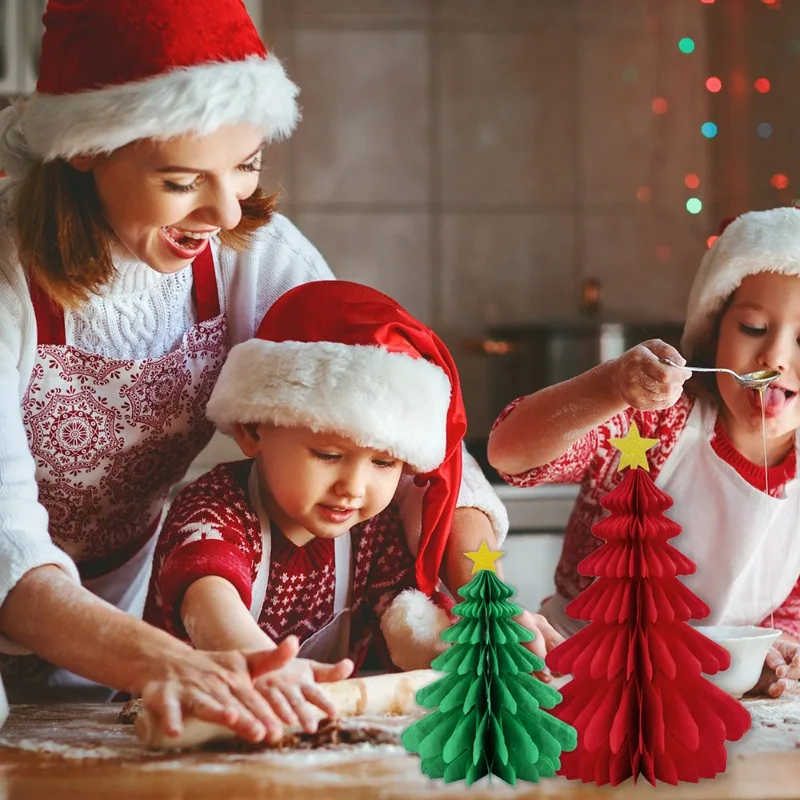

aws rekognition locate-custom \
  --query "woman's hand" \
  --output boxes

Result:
[611,340,692,411]
[138,635,302,744]
[515,608,564,682]
[253,656,354,733]
[746,640,800,698]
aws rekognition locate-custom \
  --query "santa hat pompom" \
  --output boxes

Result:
[380,589,452,671]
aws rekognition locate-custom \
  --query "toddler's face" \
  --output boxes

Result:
[249,425,404,546]
[715,272,800,440]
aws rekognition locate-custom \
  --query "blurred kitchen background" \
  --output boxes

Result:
[5,0,798,610]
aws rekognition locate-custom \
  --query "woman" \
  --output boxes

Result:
[0,0,521,742]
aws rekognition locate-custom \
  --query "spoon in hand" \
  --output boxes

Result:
[659,357,781,390]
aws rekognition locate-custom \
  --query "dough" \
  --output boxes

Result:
[126,669,439,750]
[209,717,403,751]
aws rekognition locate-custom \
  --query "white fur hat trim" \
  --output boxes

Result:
[0,54,299,176]
[682,207,800,357]
[206,339,452,473]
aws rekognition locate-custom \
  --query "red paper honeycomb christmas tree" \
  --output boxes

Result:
[546,423,751,786]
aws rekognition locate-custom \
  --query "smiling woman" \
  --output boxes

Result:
[16,127,278,305]
[0,0,509,750]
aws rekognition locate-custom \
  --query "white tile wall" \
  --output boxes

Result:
[193,0,710,470]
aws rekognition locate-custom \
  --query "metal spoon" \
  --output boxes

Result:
[659,357,781,389]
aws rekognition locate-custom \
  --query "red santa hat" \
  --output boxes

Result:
[207,280,464,670]
[682,206,800,358]
[0,0,299,177]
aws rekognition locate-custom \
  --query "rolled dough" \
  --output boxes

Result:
[131,669,439,750]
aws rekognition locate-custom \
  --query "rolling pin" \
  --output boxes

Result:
[135,668,440,749]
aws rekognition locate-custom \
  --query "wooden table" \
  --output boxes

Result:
[0,695,799,800]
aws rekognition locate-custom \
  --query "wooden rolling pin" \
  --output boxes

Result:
[135,668,440,749]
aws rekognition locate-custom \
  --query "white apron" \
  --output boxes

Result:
[543,401,800,636]
[657,400,800,625]
[2,247,228,701]
[248,465,353,663]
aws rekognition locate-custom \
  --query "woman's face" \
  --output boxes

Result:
[716,272,800,443]
[74,123,264,273]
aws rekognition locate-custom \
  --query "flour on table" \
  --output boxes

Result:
[732,693,800,753]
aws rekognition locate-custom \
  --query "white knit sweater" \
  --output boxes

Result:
[0,183,507,653]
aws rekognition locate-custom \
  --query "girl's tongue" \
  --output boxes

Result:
[755,387,788,416]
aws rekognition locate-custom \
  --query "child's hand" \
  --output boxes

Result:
[746,640,800,698]
[139,636,300,744]
[611,339,692,411]
[253,656,354,734]
[515,608,564,682]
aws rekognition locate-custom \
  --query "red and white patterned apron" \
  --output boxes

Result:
[3,247,228,701]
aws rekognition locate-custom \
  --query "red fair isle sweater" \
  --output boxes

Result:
[145,461,417,669]
[493,392,800,639]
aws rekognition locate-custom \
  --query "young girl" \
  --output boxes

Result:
[146,280,463,732]
[0,0,507,741]
[488,207,800,698]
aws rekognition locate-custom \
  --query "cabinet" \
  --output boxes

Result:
[0,0,45,95]
[501,533,563,613]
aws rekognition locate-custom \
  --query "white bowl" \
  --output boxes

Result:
[694,625,781,699]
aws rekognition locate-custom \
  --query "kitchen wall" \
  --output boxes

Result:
[706,0,800,223]
[195,0,711,471]
[257,0,710,436]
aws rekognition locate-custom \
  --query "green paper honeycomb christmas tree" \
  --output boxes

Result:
[402,542,577,785]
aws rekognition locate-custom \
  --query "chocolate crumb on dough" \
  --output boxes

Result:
[118,700,401,750]
[205,719,400,752]
[117,698,144,725]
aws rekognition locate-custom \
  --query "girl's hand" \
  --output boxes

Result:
[515,608,564,682]
[254,656,354,733]
[611,339,692,411]
[138,635,301,744]
[747,640,800,698]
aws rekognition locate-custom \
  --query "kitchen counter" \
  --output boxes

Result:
[493,482,579,532]
[1,694,799,799]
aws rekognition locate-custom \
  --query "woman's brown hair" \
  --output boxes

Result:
[15,159,279,308]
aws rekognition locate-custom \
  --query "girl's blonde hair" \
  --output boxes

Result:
[15,160,278,308]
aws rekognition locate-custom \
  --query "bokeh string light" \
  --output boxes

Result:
[684,1,789,246]
[771,173,790,190]
[640,2,790,257]
[754,77,771,93]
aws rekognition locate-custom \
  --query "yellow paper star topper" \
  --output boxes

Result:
[464,540,505,575]
[610,422,658,472]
